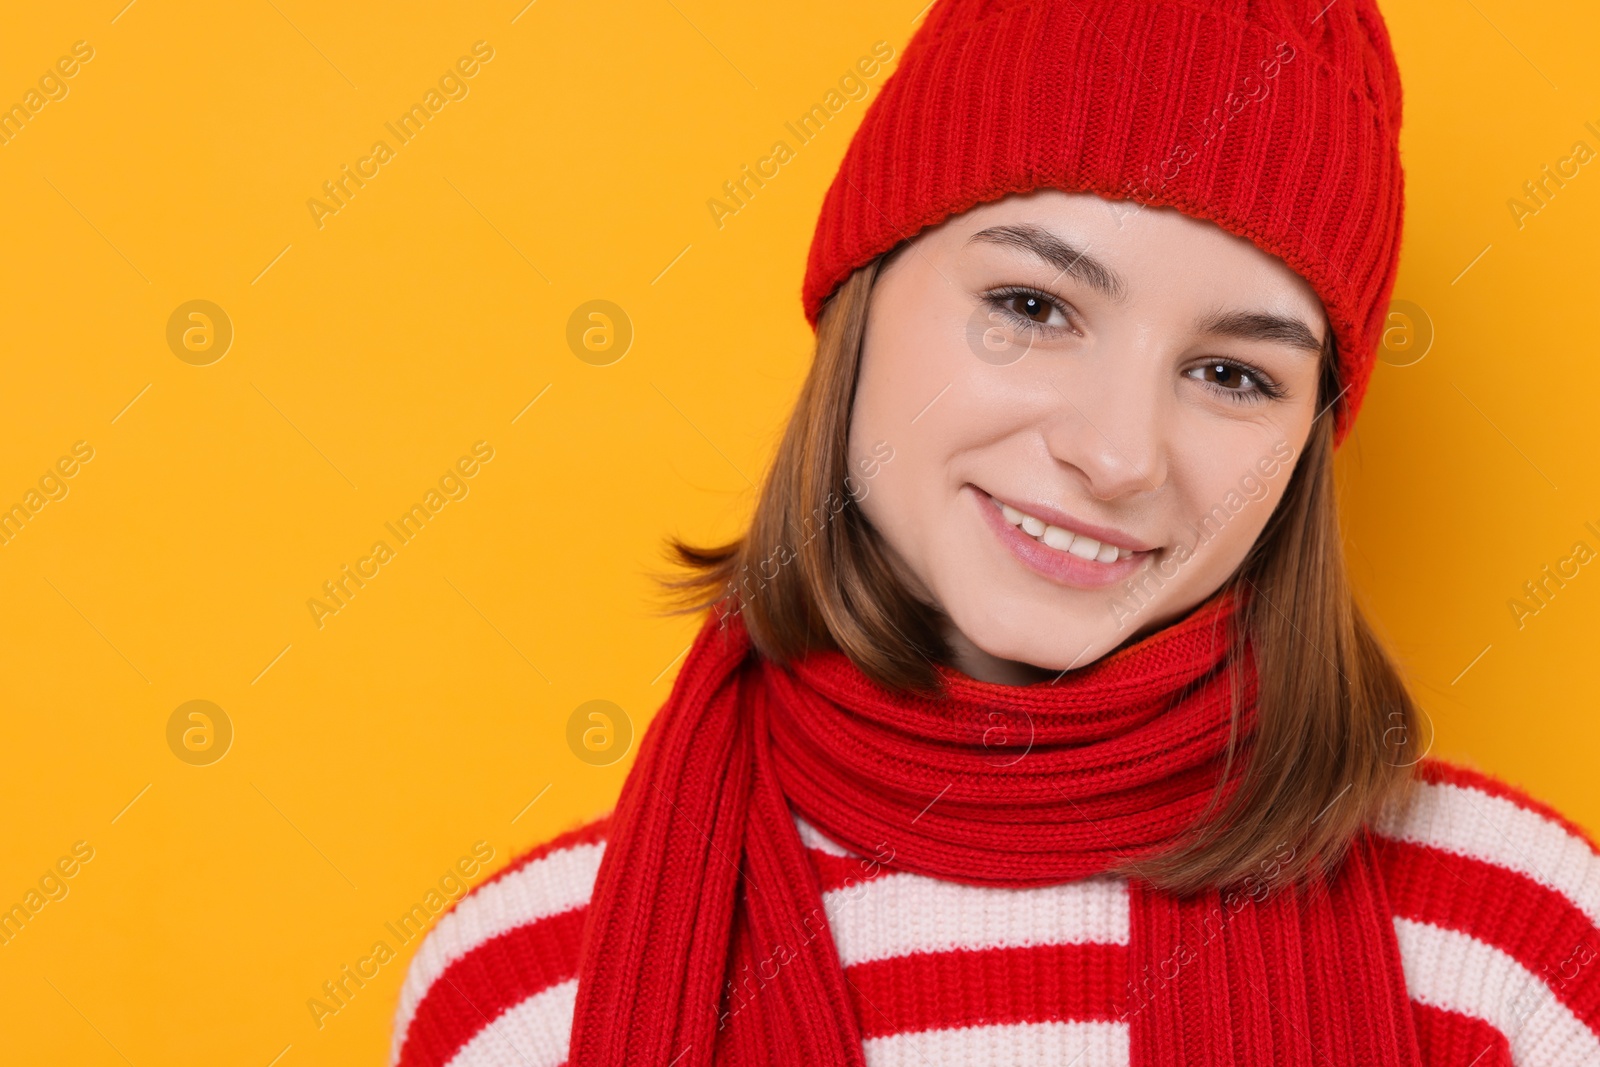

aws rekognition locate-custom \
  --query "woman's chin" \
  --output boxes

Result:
[941,601,1125,681]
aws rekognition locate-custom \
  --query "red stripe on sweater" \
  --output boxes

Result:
[1409,1000,1512,1067]
[1375,836,1600,1028]
[809,848,895,895]
[396,904,587,1067]
[841,942,1128,1039]
[393,768,1600,1067]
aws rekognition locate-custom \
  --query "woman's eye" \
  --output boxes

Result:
[987,287,1071,331]
[1007,292,1057,324]
[1186,361,1282,403]
[1195,362,1254,390]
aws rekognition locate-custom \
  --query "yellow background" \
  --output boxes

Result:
[1,0,1596,1062]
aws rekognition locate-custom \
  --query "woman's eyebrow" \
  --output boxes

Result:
[966,223,1324,354]
[965,224,1128,303]
[1195,308,1325,355]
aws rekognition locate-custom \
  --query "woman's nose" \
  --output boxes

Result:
[1039,364,1169,500]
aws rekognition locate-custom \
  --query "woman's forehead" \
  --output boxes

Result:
[914,190,1329,333]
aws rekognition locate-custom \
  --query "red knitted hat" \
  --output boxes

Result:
[801,0,1406,445]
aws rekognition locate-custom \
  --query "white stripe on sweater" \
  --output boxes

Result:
[1394,917,1600,1065]
[823,869,1129,967]
[862,1020,1129,1066]
[441,977,577,1067]
[398,792,1600,1065]
[390,843,605,1065]
[795,814,860,857]
[412,921,1591,1067]
[1374,780,1600,928]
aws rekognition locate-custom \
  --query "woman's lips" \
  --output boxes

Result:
[970,485,1153,590]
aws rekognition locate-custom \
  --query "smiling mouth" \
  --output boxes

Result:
[985,492,1137,563]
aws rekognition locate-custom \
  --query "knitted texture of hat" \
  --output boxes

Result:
[800,0,1406,445]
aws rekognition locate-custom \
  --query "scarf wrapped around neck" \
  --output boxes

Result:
[566,588,1421,1065]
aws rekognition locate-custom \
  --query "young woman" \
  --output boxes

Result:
[390,0,1600,1064]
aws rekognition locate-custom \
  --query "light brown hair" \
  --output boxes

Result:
[656,251,1422,895]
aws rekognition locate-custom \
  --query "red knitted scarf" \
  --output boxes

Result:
[568,590,1421,1064]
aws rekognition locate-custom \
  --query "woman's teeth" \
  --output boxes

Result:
[995,499,1133,563]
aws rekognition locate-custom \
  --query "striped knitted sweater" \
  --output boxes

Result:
[389,757,1600,1067]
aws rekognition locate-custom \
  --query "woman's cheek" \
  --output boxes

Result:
[854,451,914,549]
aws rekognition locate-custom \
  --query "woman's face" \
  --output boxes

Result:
[847,189,1328,684]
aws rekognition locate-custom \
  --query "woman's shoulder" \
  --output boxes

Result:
[389,816,610,1067]
[1369,755,1600,1061]
[1371,754,1600,906]
[1376,755,1600,855]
